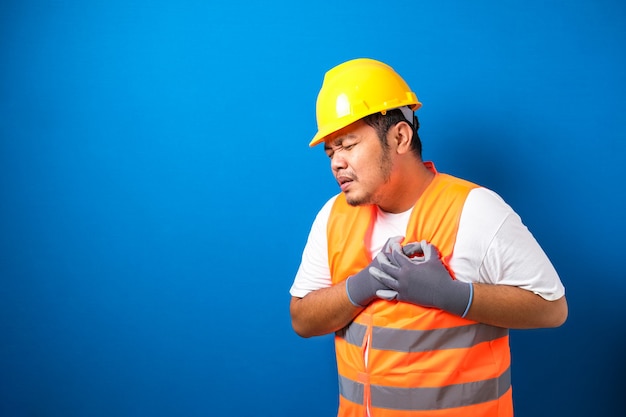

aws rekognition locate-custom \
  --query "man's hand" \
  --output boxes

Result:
[345,236,403,307]
[370,240,474,317]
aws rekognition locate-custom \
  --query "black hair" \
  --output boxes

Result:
[362,109,422,158]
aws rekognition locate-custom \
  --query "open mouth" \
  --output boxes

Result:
[337,175,353,191]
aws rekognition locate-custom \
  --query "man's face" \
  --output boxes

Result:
[324,120,393,207]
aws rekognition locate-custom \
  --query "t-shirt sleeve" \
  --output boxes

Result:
[481,211,565,300]
[289,196,336,298]
[452,188,565,301]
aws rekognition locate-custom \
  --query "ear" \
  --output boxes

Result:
[392,121,414,155]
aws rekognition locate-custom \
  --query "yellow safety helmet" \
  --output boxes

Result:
[309,58,422,147]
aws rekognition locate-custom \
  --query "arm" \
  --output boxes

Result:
[465,283,568,329]
[290,282,362,338]
[290,228,403,338]
[290,236,403,338]
[454,189,568,329]
[372,241,568,329]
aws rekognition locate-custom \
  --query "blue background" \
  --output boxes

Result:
[1,1,624,416]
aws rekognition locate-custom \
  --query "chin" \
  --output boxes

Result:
[345,193,370,207]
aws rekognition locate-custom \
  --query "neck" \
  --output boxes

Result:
[378,161,435,213]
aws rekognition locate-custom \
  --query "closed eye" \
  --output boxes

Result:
[325,144,354,159]
[324,135,358,158]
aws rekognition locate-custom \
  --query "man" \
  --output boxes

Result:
[289,58,567,417]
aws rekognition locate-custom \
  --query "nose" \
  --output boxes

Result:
[330,151,347,173]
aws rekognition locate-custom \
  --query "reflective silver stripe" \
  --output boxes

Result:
[339,367,511,411]
[336,322,367,346]
[372,366,511,411]
[338,322,508,352]
[373,323,508,352]
[338,374,364,405]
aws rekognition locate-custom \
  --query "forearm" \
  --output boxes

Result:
[290,281,362,338]
[465,283,568,329]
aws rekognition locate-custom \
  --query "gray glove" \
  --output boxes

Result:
[345,236,403,307]
[371,240,474,317]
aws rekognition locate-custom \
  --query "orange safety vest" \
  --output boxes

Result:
[328,165,513,417]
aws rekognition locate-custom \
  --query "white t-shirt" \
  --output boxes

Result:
[290,187,565,301]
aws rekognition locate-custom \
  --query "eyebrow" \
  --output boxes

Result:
[324,133,358,151]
